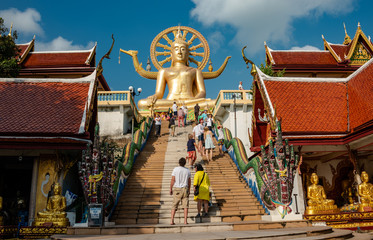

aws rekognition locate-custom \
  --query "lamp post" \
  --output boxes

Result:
[232,93,237,138]
[129,86,142,138]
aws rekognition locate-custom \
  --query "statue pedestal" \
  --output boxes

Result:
[138,98,216,117]
[33,216,70,227]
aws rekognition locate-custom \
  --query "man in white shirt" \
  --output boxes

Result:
[170,157,191,225]
[172,102,178,116]
[238,81,244,90]
[192,122,202,156]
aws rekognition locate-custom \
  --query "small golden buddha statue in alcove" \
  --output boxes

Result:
[358,171,373,212]
[34,183,69,226]
[306,173,339,215]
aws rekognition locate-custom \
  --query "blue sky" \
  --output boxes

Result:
[1,0,371,99]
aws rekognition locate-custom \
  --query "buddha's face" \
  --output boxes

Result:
[362,171,369,183]
[311,173,319,185]
[53,184,61,195]
[171,42,188,64]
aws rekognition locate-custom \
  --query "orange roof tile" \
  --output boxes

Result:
[0,80,90,135]
[348,62,373,130]
[270,51,338,66]
[257,58,373,138]
[22,51,91,68]
[263,80,348,134]
[329,44,351,62]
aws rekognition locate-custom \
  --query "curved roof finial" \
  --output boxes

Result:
[343,22,351,45]
[7,22,13,38]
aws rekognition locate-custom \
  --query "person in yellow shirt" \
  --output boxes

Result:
[193,164,210,218]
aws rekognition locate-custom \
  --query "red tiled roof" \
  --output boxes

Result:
[18,44,30,57]
[348,63,373,130]
[329,44,351,62]
[270,51,338,66]
[263,80,348,134]
[0,81,90,135]
[22,51,91,68]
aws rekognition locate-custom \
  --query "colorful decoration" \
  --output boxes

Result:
[78,117,153,219]
[213,120,299,218]
[79,123,116,216]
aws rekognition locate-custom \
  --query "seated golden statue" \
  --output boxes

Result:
[121,26,230,112]
[306,173,338,215]
[358,171,373,212]
[34,183,69,227]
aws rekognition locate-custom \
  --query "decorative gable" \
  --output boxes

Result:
[350,41,372,65]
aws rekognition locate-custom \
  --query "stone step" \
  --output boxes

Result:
[65,220,314,236]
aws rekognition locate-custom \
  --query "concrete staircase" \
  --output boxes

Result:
[63,122,363,239]
[111,123,265,225]
[111,121,169,225]
[205,153,266,222]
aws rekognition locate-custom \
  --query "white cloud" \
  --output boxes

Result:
[37,36,95,51]
[290,45,321,51]
[207,31,225,53]
[0,8,43,36]
[190,0,354,54]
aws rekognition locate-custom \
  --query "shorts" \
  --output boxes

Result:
[198,135,204,142]
[172,187,189,210]
[170,125,175,131]
[218,139,224,145]
[187,151,196,161]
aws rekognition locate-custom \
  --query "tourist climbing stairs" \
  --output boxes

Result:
[204,153,266,222]
[111,122,265,225]
[65,122,361,239]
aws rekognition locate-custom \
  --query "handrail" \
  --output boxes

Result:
[97,90,142,122]
[212,90,253,117]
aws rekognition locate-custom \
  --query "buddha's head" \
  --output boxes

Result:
[310,173,319,185]
[171,28,189,66]
[361,171,369,183]
[53,183,62,195]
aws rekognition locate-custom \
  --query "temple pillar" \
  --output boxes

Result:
[28,157,39,225]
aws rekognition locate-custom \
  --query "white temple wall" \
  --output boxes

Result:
[98,106,131,137]
[216,104,253,157]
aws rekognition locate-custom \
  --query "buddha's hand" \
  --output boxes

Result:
[147,95,158,105]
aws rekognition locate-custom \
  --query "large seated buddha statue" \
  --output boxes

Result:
[306,173,339,215]
[121,26,231,112]
[358,171,373,212]
[34,183,69,227]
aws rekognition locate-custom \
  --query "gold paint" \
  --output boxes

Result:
[122,26,231,111]
[358,171,373,212]
[345,23,373,61]
[305,173,339,215]
[343,23,352,45]
[350,42,372,65]
[34,183,69,227]
[35,156,58,219]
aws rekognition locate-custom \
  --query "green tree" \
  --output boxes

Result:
[248,63,285,95]
[0,17,20,77]
[259,63,285,77]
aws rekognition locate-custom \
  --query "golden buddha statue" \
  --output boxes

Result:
[305,173,338,215]
[34,183,69,226]
[358,171,373,212]
[121,26,230,112]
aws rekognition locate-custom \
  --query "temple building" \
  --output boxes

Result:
[0,38,104,226]
[16,37,110,90]
[251,47,373,212]
[265,23,373,78]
